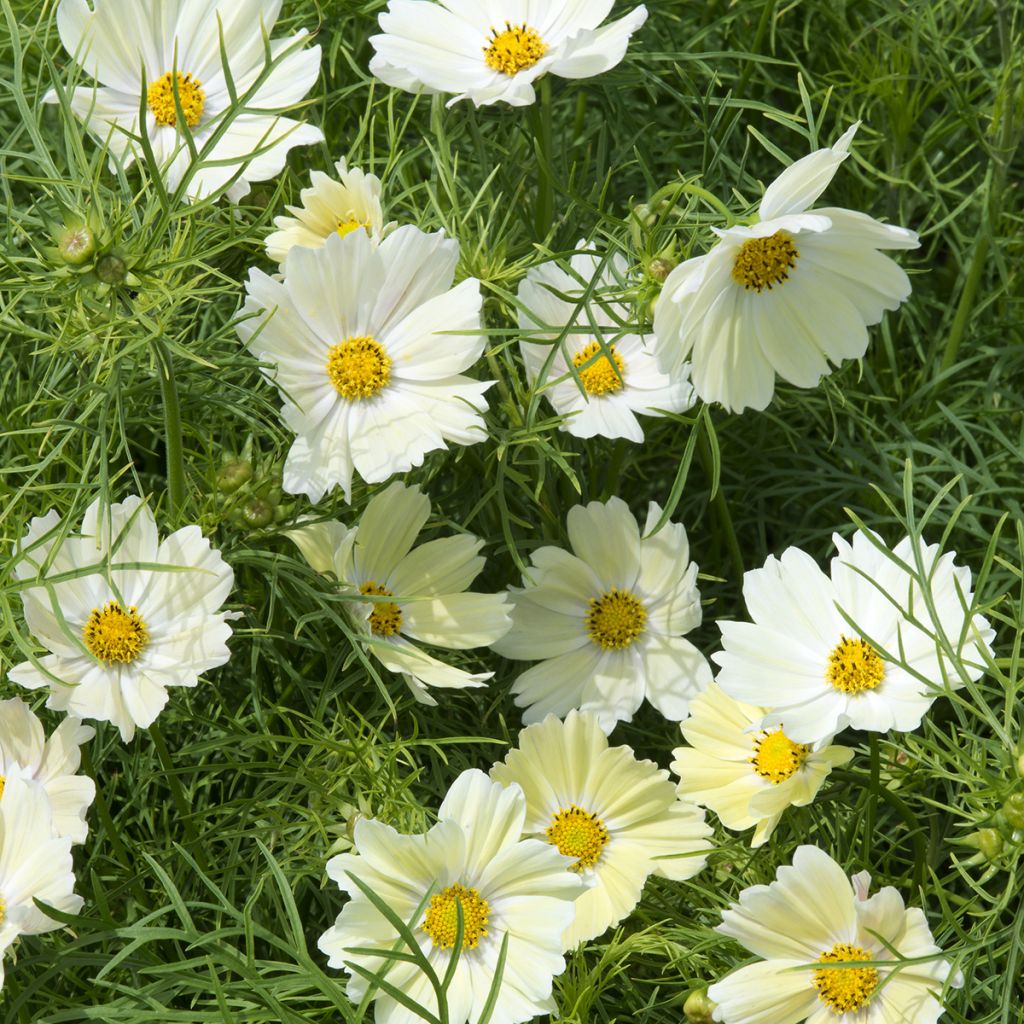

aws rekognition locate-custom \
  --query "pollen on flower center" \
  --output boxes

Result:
[147,71,205,129]
[750,728,809,784]
[483,21,548,75]
[573,341,626,396]
[813,943,879,1013]
[585,588,647,650]
[731,230,799,292]
[0,894,5,926]
[326,336,392,400]
[359,581,403,637]
[422,883,490,950]
[0,775,5,800]
[546,805,610,870]
[336,218,368,239]
[83,601,149,664]
[827,634,886,694]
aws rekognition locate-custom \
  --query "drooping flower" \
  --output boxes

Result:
[517,246,695,442]
[714,530,995,744]
[369,1,648,108]
[490,710,711,946]
[653,124,920,413]
[671,684,852,848]
[0,776,85,989]
[9,496,235,742]
[47,0,324,201]
[708,845,962,1023]
[287,482,512,705]
[0,697,95,844]
[493,496,712,733]
[264,159,393,266]
[318,769,585,1024]
[237,226,492,503]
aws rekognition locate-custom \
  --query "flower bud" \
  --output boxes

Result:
[95,253,129,285]
[962,828,1003,861]
[1017,753,1024,780]
[241,498,274,529]
[684,988,716,1024]
[58,224,96,265]
[648,257,676,282]
[216,461,253,494]
[1002,792,1024,830]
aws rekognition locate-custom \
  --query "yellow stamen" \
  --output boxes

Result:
[147,71,205,129]
[326,336,391,400]
[359,581,402,637]
[750,728,809,784]
[336,218,368,239]
[573,341,626,396]
[813,943,879,1013]
[827,635,885,694]
[731,230,799,291]
[83,601,149,664]
[585,588,647,650]
[422,883,490,950]
[484,22,547,75]
[546,805,609,870]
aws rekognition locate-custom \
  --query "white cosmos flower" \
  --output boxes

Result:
[490,710,711,947]
[287,482,512,705]
[0,698,95,845]
[518,246,695,442]
[9,496,235,742]
[0,776,84,989]
[708,845,962,1023]
[493,496,712,733]
[653,124,920,413]
[237,226,492,503]
[47,0,324,201]
[264,158,394,266]
[369,0,648,108]
[714,530,995,745]
[670,684,852,848]
[318,768,585,1024]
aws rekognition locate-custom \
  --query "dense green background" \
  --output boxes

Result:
[1,0,1022,1020]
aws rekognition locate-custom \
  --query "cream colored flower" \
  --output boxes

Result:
[287,482,511,705]
[708,845,962,1023]
[9,496,235,741]
[47,0,324,201]
[318,769,585,1024]
[238,227,492,503]
[490,710,711,946]
[671,684,852,848]
[0,777,84,989]
[493,496,712,733]
[265,159,393,266]
[714,530,995,744]
[370,1,648,108]
[518,246,695,442]
[654,124,919,413]
[0,697,95,844]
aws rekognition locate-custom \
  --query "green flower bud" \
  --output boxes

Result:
[95,253,129,285]
[241,498,274,529]
[216,461,253,494]
[1017,753,1024,780]
[1002,792,1024,830]
[648,257,676,282]
[58,224,96,266]
[684,988,716,1024]
[963,828,1004,861]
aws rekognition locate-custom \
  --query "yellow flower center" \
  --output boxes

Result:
[336,219,368,239]
[827,635,886,694]
[0,894,5,926]
[572,341,626,396]
[813,943,879,1013]
[484,22,548,75]
[731,230,799,292]
[359,581,403,637]
[0,775,4,799]
[422,883,490,950]
[326,336,392,400]
[546,805,609,870]
[585,587,647,650]
[147,71,205,129]
[750,728,809,784]
[83,601,149,664]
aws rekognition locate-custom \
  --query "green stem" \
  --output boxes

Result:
[154,338,187,519]
[939,232,990,374]
[697,430,744,584]
[648,180,736,225]
[530,77,554,238]
[150,721,210,873]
